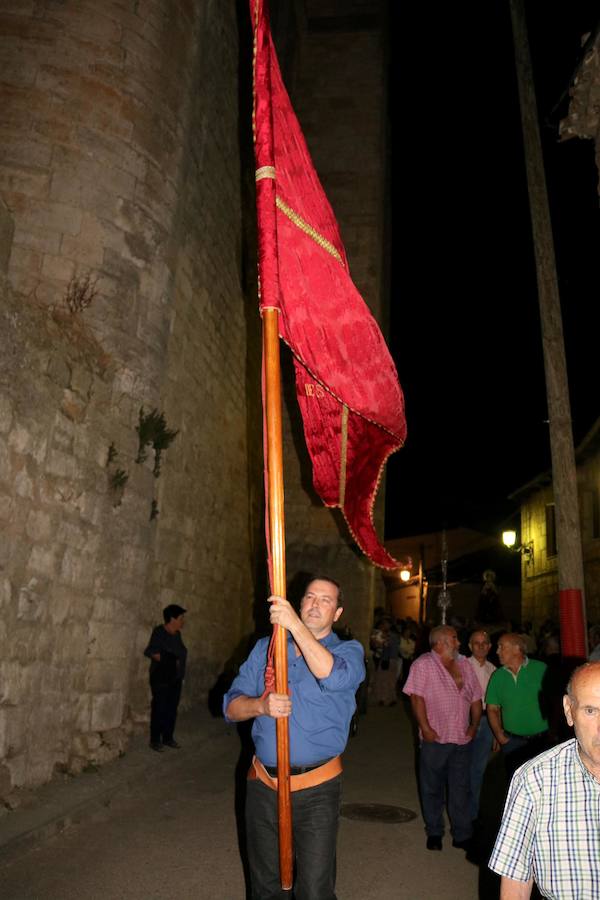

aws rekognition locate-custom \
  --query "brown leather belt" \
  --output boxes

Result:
[248,755,342,792]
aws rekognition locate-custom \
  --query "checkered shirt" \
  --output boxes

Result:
[403,651,482,744]
[489,739,600,899]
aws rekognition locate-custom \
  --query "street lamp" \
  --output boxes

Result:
[502,530,517,549]
[502,530,534,561]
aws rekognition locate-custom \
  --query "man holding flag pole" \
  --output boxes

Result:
[225,576,364,899]
[226,0,407,894]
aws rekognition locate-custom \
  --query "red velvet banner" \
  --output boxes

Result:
[251,0,406,569]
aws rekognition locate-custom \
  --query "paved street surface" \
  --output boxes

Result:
[0,698,504,899]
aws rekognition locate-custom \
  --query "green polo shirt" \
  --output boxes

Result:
[485,658,548,736]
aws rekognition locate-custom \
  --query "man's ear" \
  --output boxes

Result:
[333,606,344,623]
[563,694,574,727]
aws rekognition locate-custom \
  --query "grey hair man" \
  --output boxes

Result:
[489,661,600,899]
[486,632,549,777]
[403,625,482,851]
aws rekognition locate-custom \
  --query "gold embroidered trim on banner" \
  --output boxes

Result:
[256,166,276,182]
[339,404,349,507]
[276,197,343,265]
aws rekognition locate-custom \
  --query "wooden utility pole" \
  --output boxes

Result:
[509,0,587,656]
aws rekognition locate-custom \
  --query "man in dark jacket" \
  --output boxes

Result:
[144,603,187,751]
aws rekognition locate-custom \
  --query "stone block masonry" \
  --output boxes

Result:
[0,0,259,801]
[0,0,391,802]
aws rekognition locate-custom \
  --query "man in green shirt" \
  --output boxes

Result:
[486,633,549,777]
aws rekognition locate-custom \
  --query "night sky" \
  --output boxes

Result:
[385,1,599,539]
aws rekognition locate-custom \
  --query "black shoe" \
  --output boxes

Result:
[150,742,165,752]
[452,837,472,851]
[426,836,442,851]
[163,739,181,749]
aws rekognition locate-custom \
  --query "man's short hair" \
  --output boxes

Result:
[469,630,490,643]
[163,603,187,623]
[429,625,455,647]
[499,632,527,654]
[304,574,342,606]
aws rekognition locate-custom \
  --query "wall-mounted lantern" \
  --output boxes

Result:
[502,530,534,562]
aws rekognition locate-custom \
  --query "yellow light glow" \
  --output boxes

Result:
[502,530,517,549]
[400,568,411,582]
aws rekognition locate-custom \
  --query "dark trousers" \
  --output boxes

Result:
[419,741,472,841]
[245,775,341,900]
[150,677,182,744]
[502,732,549,779]
[469,715,494,820]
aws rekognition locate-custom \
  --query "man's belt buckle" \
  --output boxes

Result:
[265,760,328,777]
[248,755,342,792]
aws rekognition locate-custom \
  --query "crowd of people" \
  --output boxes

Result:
[143,593,598,898]
[368,608,600,899]
[370,610,600,696]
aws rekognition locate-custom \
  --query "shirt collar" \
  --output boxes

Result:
[573,739,600,786]
[432,649,465,668]
[503,656,528,675]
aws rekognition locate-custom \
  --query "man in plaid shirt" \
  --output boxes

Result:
[489,661,600,899]
[403,624,483,851]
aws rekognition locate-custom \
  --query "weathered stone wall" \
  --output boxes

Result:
[0,0,391,800]
[0,0,259,799]
[560,31,600,185]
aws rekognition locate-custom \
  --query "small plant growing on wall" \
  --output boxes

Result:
[64,272,99,314]
[108,468,129,507]
[135,407,179,476]
[106,442,118,466]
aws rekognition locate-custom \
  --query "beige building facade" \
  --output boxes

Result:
[515,419,600,626]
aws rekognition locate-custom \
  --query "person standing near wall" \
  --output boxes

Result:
[144,604,188,752]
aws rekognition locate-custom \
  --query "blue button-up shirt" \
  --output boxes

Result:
[223,631,365,767]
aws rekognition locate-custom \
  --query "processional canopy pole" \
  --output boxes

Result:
[251,0,293,887]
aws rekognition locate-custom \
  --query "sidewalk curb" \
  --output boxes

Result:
[0,707,228,866]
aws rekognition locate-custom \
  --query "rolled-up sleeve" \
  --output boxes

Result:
[318,641,365,693]
[222,639,267,721]
[489,772,536,882]
[403,655,426,697]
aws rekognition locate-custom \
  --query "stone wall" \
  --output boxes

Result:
[0,0,392,799]
[0,0,259,800]
[560,30,600,183]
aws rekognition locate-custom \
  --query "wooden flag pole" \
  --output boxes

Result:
[263,306,293,889]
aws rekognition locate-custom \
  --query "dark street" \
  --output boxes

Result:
[0,699,506,900]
